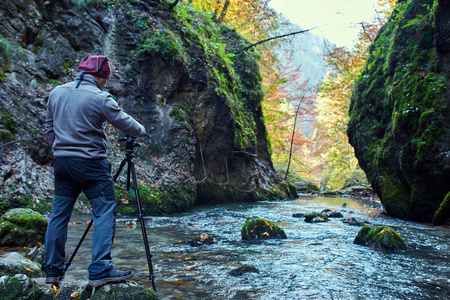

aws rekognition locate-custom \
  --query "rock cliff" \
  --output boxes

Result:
[348,0,450,224]
[0,0,296,216]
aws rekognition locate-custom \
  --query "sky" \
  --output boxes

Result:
[268,0,384,48]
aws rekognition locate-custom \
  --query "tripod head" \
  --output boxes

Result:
[118,136,140,153]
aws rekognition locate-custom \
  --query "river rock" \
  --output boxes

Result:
[354,225,406,251]
[241,216,287,240]
[229,264,260,276]
[321,209,344,218]
[0,252,157,299]
[189,233,218,247]
[304,212,329,223]
[0,208,47,247]
[0,251,44,277]
[342,217,368,226]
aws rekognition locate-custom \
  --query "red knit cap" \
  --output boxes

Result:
[78,55,111,78]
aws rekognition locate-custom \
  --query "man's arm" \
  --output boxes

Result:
[45,106,55,148]
[102,96,146,137]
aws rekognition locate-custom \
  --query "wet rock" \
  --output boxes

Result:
[292,213,304,218]
[241,216,287,240]
[342,217,368,226]
[86,281,157,300]
[0,274,49,299]
[321,209,344,218]
[304,212,329,223]
[0,251,44,277]
[0,252,157,299]
[229,264,259,276]
[26,244,45,265]
[189,233,218,247]
[354,225,406,251]
[0,208,47,247]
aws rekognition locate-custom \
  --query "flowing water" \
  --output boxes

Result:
[52,196,449,299]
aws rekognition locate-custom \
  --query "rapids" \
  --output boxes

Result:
[62,196,449,299]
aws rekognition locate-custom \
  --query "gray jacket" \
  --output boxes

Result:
[45,74,145,159]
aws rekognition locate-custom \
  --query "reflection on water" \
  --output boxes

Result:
[57,197,450,299]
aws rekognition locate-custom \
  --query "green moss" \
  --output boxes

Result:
[129,2,263,152]
[0,208,47,247]
[354,225,406,251]
[170,103,192,125]
[433,191,450,225]
[241,216,287,240]
[116,183,195,216]
[348,0,447,221]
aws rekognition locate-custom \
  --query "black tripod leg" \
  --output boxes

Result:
[65,219,93,272]
[65,158,127,273]
[130,161,157,292]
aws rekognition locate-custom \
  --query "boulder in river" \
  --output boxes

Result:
[0,208,47,247]
[354,225,406,251]
[304,212,329,223]
[229,264,260,276]
[189,233,218,247]
[241,216,287,240]
[321,209,344,218]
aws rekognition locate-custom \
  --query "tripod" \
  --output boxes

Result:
[64,135,156,292]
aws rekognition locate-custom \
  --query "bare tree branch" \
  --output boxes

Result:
[234,28,316,54]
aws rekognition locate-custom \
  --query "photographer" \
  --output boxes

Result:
[43,55,145,287]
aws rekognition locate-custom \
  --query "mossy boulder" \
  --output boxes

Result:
[241,216,287,240]
[304,212,329,223]
[347,0,450,223]
[354,225,406,251]
[433,191,450,225]
[0,208,47,247]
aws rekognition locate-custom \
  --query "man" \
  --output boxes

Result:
[43,55,146,287]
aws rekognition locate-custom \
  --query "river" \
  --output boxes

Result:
[60,196,449,299]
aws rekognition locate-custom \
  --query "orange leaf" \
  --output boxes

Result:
[263,220,270,226]
[25,268,34,273]
[173,281,186,285]
[71,291,79,297]
[250,229,255,233]
[262,232,270,236]
[52,286,60,294]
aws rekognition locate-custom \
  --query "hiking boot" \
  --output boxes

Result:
[88,268,134,287]
[46,269,65,285]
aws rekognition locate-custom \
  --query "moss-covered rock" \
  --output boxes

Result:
[241,216,287,240]
[0,208,47,247]
[85,282,157,300]
[304,212,329,223]
[0,274,49,300]
[354,225,406,251]
[348,0,450,222]
[433,191,450,225]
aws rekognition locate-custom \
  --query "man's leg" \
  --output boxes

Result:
[82,159,133,286]
[85,178,117,279]
[42,158,80,282]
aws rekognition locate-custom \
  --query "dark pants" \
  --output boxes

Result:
[42,157,117,280]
